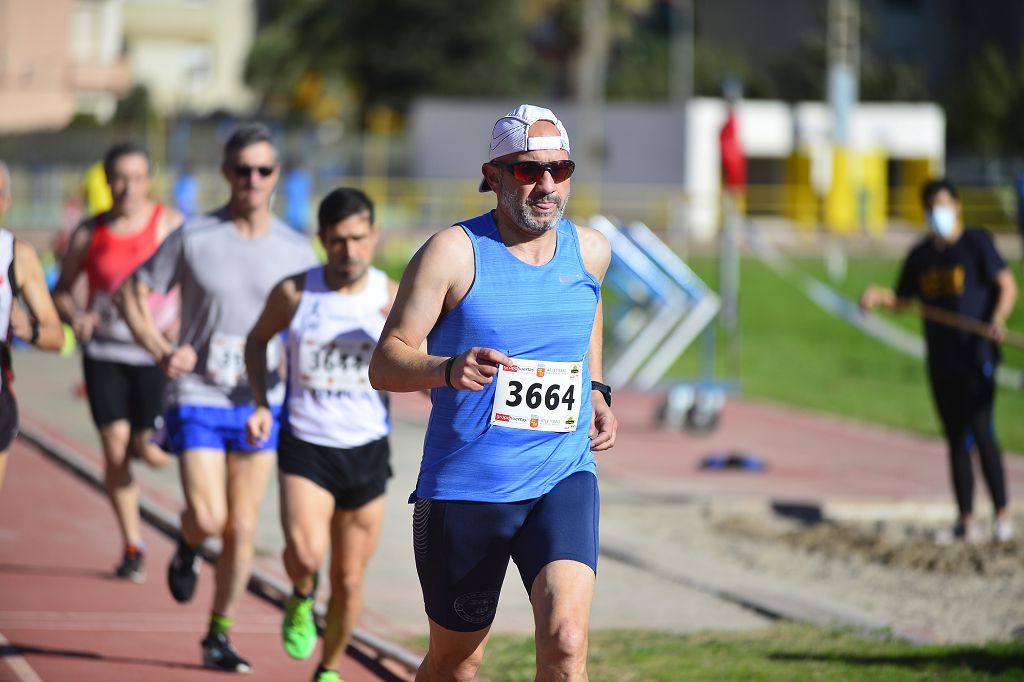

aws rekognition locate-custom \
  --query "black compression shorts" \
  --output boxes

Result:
[82,356,166,430]
[0,389,18,452]
[277,430,391,510]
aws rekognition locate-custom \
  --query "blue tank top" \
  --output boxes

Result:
[419,212,601,502]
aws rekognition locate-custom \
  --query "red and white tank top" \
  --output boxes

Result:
[83,204,168,365]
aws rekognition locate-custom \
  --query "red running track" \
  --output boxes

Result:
[0,438,392,682]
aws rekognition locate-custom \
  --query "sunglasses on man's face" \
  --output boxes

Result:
[232,164,276,178]
[490,160,576,184]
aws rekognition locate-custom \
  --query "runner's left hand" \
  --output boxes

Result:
[589,396,617,452]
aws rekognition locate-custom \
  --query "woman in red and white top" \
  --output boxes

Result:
[54,141,183,583]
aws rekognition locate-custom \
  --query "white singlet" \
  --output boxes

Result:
[285,265,391,449]
[0,231,16,395]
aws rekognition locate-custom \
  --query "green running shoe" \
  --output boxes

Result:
[312,667,342,682]
[282,592,317,659]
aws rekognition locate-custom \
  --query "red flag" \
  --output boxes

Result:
[719,110,746,191]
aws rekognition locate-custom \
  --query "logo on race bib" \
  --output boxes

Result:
[536,365,546,378]
[495,413,511,422]
[570,364,580,375]
[504,364,519,372]
[565,416,575,427]
[530,415,539,428]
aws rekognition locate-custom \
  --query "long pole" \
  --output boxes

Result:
[917,304,1024,348]
[576,0,609,193]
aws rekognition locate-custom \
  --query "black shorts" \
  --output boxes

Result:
[0,390,18,452]
[82,356,166,430]
[277,430,391,510]
[412,470,600,632]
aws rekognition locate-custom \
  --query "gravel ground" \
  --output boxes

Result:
[599,486,1024,645]
[703,507,1024,644]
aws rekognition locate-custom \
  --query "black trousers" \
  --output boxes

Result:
[929,370,1008,516]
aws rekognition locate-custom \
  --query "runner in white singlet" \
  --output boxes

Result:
[246,188,397,682]
[0,161,64,491]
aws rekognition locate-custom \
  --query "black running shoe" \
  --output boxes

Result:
[167,537,201,603]
[201,631,252,673]
[114,548,145,583]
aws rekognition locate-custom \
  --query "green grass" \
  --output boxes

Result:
[475,624,1024,681]
[663,257,1024,453]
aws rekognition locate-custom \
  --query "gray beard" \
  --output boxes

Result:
[498,184,569,234]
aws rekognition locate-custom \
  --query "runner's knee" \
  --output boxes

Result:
[222,515,258,547]
[99,423,131,464]
[421,649,484,682]
[103,446,133,478]
[190,504,227,537]
[536,616,588,667]
[330,566,364,601]
[286,534,327,574]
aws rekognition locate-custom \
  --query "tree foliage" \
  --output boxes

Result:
[246,0,539,126]
[944,44,1024,155]
[245,0,1021,156]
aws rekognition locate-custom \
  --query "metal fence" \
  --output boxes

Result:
[4,163,1020,238]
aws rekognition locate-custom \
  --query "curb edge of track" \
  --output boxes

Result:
[16,425,425,678]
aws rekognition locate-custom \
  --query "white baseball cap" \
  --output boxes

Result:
[479,104,571,192]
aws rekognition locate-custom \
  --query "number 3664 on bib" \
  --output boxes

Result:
[489,359,583,433]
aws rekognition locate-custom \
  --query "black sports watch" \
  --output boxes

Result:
[591,381,612,407]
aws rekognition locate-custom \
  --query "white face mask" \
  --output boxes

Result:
[928,205,957,238]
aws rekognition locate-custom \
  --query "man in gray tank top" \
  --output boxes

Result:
[120,123,318,673]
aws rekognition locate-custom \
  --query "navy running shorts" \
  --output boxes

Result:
[411,470,599,632]
[277,430,391,510]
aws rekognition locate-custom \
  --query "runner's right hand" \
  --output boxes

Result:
[160,344,197,379]
[71,310,100,343]
[450,347,513,391]
[246,406,273,446]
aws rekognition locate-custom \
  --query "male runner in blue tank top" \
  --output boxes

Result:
[370,105,617,681]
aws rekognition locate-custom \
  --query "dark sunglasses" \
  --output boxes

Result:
[232,164,276,178]
[490,160,575,184]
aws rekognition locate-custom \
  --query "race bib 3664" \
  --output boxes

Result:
[490,358,583,432]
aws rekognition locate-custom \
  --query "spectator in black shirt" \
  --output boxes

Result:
[861,178,1018,543]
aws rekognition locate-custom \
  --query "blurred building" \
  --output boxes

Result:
[121,0,256,116]
[0,0,256,133]
[0,0,130,132]
[411,98,944,241]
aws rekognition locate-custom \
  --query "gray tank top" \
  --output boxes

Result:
[135,208,318,407]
